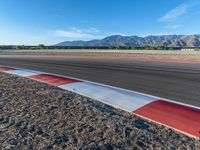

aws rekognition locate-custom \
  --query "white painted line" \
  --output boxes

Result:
[59,82,157,112]
[4,69,43,77]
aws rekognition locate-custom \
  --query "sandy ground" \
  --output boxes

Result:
[1,50,200,62]
[0,72,200,149]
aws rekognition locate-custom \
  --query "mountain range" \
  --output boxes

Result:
[56,35,200,47]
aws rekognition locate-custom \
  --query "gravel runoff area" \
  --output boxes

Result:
[1,50,200,62]
[0,72,200,149]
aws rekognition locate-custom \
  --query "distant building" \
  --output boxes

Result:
[181,48,195,51]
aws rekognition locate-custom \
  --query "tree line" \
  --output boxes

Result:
[0,45,199,51]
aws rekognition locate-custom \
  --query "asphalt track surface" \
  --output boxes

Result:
[0,55,200,107]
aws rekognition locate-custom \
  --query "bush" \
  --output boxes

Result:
[37,44,46,49]
[15,45,25,50]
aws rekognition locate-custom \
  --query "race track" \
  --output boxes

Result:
[0,55,200,107]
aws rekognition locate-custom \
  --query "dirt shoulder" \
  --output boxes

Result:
[1,50,200,63]
[0,72,199,149]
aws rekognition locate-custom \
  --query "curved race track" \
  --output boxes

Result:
[0,55,200,107]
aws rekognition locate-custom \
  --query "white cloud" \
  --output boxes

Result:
[55,30,94,39]
[160,4,187,22]
[86,28,100,33]
[53,28,134,41]
[54,27,102,40]
[159,0,200,22]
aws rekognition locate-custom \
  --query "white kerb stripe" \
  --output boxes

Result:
[59,82,157,112]
[4,69,43,77]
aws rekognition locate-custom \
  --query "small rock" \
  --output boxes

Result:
[9,138,17,145]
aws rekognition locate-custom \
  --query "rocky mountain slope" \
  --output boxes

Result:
[56,35,200,47]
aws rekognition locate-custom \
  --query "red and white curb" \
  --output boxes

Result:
[0,66,200,138]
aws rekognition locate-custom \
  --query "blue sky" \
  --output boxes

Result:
[0,0,200,45]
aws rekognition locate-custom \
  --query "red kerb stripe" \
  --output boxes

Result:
[133,100,200,138]
[29,74,80,86]
[0,67,16,71]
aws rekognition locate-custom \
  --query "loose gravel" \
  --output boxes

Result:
[0,72,199,149]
